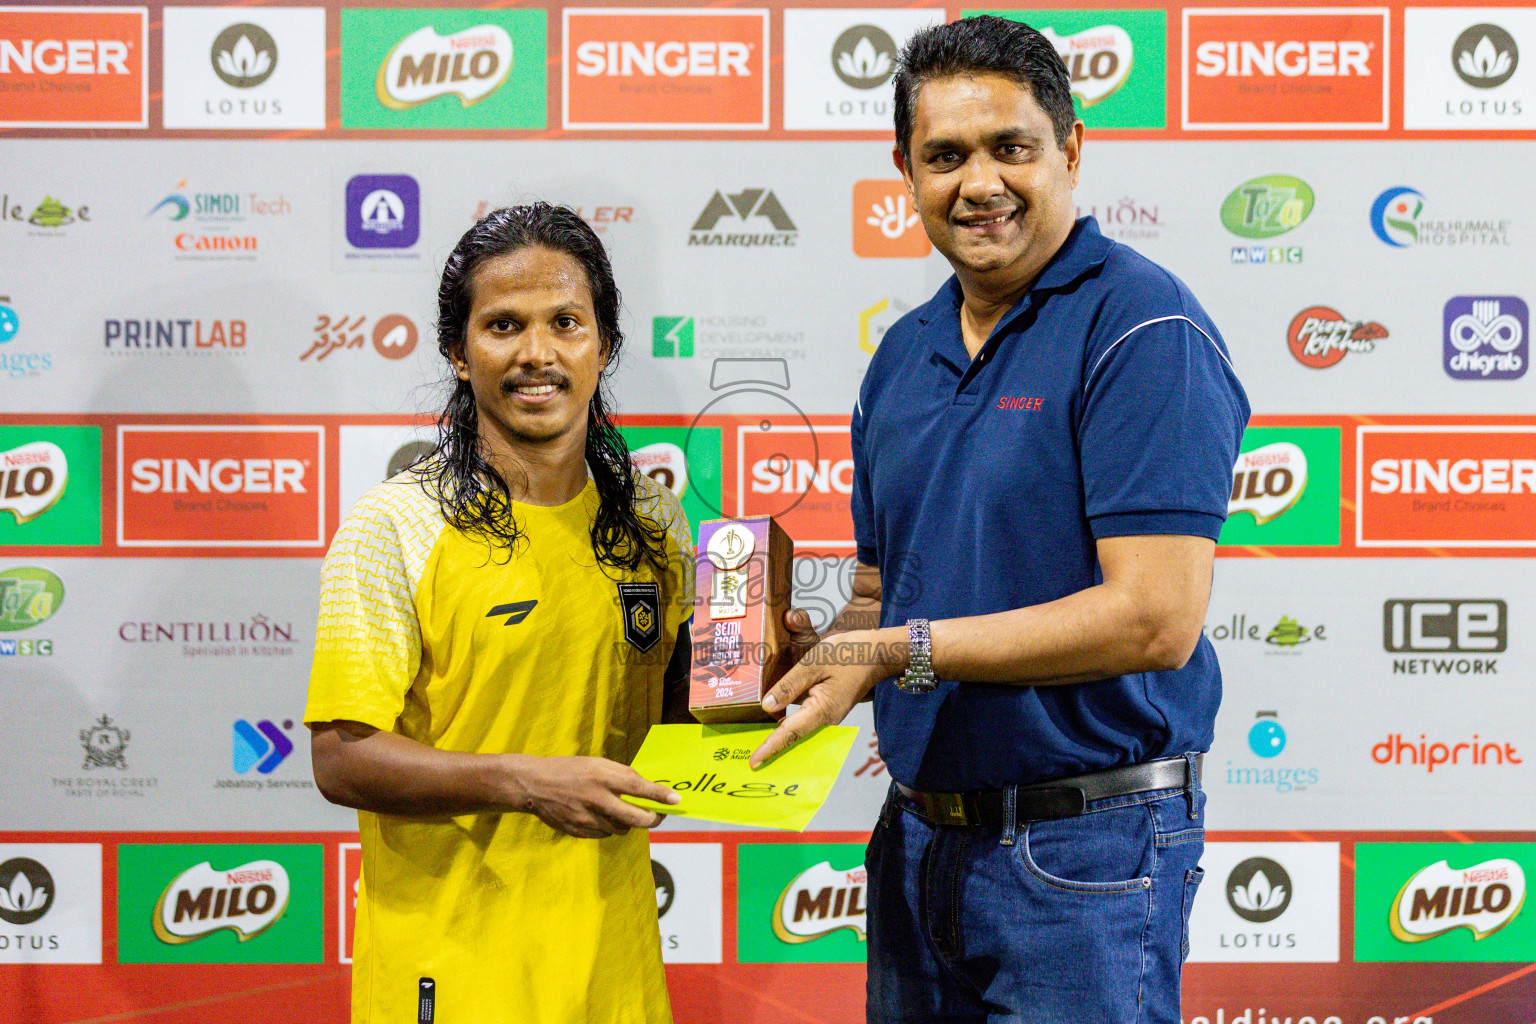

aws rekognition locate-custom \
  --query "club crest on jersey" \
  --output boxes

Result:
[617,582,661,652]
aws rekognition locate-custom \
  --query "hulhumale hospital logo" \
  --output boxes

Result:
[345,174,419,250]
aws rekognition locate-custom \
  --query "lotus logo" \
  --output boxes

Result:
[211,23,278,89]
[832,25,896,89]
[1227,857,1292,923]
[1391,857,1526,942]
[0,858,54,926]
[1453,24,1518,89]
[652,860,675,918]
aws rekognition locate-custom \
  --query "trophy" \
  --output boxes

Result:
[690,516,795,723]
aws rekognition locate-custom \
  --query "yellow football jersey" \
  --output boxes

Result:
[305,468,694,1024]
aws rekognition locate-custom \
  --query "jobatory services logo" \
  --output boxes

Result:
[1221,175,1313,265]
[230,718,297,777]
[564,9,768,130]
[0,426,100,548]
[1384,600,1505,679]
[1186,843,1341,962]
[340,9,545,129]
[1356,843,1536,962]
[301,313,418,362]
[852,180,930,258]
[781,10,941,130]
[1444,297,1527,380]
[1358,426,1536,547]
[689,188,797,247]
[737,843,868,962]
[162,8,326,129]
[1183,7,1389,130]
[1369,187,1511,248]
[0,844,103,964]
[649,843,724,963]
[1405,11,1534,128]
[1223,711,1319,795]
[1288,306,1388,368]
[972,10,1167,128]
[1220,427,1340,547]
[117,844,322,963]
[116,425,325,549]
[0,6,147,128]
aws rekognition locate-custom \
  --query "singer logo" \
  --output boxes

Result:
[1358,426,1536,547]
[1228,441,1306,525]
[563,9,768,129]
[1183,8,1389,129]
[375,24,512,110]
[117,425,324,549]
[0,442,67,525]
[1391,858,1526,942]
[0,7,147,127]
[152,859,290,944]
[739,423,854,552]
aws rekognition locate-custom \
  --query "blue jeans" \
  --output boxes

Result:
[865,770,1206,1024]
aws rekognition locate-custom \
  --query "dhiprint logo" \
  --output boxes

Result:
[1454,24,1518,88]
[853,180,930,258]
[345,175,419,250]
[1288,306,1388,368]
[831,25,896,89]
[1392,858,1525,942]
[1371,733,1521,773]
[375,23,513,110]
[210,23,276,89]
[0,858,54,926]
[689,188,796,248]
[1227,857,1292,923]
[1444,297,1528,380]
[232,719,294,775]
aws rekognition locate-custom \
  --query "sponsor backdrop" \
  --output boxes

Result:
[2,0,1534,1021]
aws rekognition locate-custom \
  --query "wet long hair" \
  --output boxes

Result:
[421,203,666,572]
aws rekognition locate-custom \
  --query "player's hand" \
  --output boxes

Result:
[749,629,901,768]
[780,607,822,677]
[510,755,681,839]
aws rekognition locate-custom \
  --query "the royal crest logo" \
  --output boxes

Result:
[152,859,291,944]
[1228,442,1307,525]
[80,714,129,770]
[375,24,513,110]
[1390,858,1526,942]
[617,581,662,652]
[1042,24,1133,107]
[772,860,867,943]
[0,441,67,524]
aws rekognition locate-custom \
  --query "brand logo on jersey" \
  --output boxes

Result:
[1043,24,1133,107]
[772,860,867,942]
[152,859,290,944]
[1391,858,1526,942]
[0,8,146,127]
[376,24,513,110]
[0,441,67,525]
[1288,306,1388,368]
[1228,442,1306,525]
[617,582,661,652]
[486,600,537,626]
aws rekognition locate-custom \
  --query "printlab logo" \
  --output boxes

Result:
[302,314,418,362]
[1288,306,1388,368]
[0,294,50,380]
[1221,175,1312,265]
[689,189,797,247]
[80,715,129,771]
[0,858,54,926]
[233,719,294,775]
[1444,297,1528,380]
[211,23,276,88]
[831,25,896,88]
[1227,857,1292,923]
[1370,187,1511,248]
[1455,24,1518,88]
[345,175,420,250]
[853,180,930,258]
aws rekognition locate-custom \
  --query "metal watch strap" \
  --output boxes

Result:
[897,618,937,694]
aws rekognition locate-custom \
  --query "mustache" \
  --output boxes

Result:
[951,195,1022,218]
[500,371,571,393]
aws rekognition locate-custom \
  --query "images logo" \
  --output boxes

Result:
[1228,857,1291,923]
[1183,8,1388,129]
[652,317,695,358]
[1221,176,1313,239]
[853,180,930,258]
[1358,844,1536,962]
[80,714,129,770]
[772,861,867,943]
[0,7,146,128]
[0,295,17,343]
[375,23,512,110]
[1360,426,1536,547]
[564,9,767,130]
[0,442,66,525]
[0,566,63,632]
[1444,297,1528,380]
[1219,427,1339,547]
[232,719,294,775]
[689,188,796,247]
[1249,711,1286,758]
[831,25,895,88]
[210,23,275,89]
[1455,24,1518,88]
[1288,306,1387,368]
[345,174,419,250]
[1225,711,1318,794]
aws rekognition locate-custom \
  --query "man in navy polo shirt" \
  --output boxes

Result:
[750,16,1249,1024]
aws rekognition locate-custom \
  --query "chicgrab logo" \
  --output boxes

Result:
[152,859,290,944]
[1358,426,1536,548]
[1391,857,1526,942]
[375,23,513,110]
[1444,296,1528,381]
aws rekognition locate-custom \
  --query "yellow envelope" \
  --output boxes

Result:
[624,723,859,832]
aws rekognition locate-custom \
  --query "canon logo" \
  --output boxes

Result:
[1194,40,1371,77]
[0,39,130,75]
[574,41,751,77]
[750,458,854,495]
[1369,458,1536,495]
[130,458,306,495]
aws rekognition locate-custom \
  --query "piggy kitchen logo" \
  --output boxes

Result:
[1228,442,1305,526]
[152,859,289,945]
[117,425,325,549]
[1043,23,1133,107]
[772,860,867,944]
[1288,306,1388,368]
[1183,8,1389,129]
[689,188,797,247]
[375,23,512,110]
[0,7,147,128]
[1444,297,1527,380]
[300,313,418,362]
[1221,175,1312,265]
[1391,858,1525,943]
[1359,426,1536,547]
[0,442,66,527]
[564,9,768,130]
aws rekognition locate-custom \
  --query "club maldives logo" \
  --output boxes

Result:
[0,442,67,525]
[853,180,930,258]
[1370,187,1511,248]
[1288,306,1388,368]
[152,859,289,944]
[831,25,896,88]
[772,860,868,943]
[1228,857,1292,923]
[1444,297,1527,380]
[0,566,63,632]
[1455,24,1518,88]
[0,7,147,128]
[689,188,797,247]
[1183,8,1388,129]
[1359,426,1536,547]
[1392,858,1525,942]
[211,23,276,89]
[375,23,512,110]
[345,174,419,250]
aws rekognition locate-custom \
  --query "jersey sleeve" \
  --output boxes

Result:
[304,493,423,732]
[1079,314,1251,541]
[851,395,877,567]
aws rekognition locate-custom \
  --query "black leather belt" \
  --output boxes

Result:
[895,754,1201,827]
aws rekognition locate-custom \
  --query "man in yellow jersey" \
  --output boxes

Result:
[306,204,694,1024]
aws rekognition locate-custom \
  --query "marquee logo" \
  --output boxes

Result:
[210,23,275,89]
[1183,8,1389,129]
[1455,23,1517,88]
[1445,297,1528,380]
[1288,306,1387,368]
[564,9,768,130]
[1042,24,1133,107]
[1391,858,1525,942]
[1228,441,1306,525]
[152,859,289,944]
[375,23,512,110]
[0,442,66,525]
[1359,426,1536,547]
[772,861,867,943]
[0,7,146,127]
[689,188,796,247]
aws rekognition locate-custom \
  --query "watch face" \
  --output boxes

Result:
[896,676,937,694]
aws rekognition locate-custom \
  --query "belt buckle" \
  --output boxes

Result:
[927,792,971,827]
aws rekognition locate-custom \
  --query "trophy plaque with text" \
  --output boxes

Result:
[690,516,795,723]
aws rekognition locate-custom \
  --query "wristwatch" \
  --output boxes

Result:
[896,618,937,694]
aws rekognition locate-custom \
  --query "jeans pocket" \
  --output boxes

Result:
[1181,867,1205,961]
[1017,802,1156,893]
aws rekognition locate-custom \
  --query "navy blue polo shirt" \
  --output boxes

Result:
[851,216,1250,791]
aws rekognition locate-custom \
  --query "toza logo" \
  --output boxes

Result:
[1227,857,1292,923]
[1042,24,1133,107]
[232,719,294,775]
[376,24,513,110]
[1287,306,1388,368]
[831,25,896,89]
[210,23,276,89]
[772,860,867,943]
[0,566,64,632]
[1227,442,1306,526]
[80,715,129,771]
[152,859,290,944]
[1391,858,1526,942]
[0,441,67,525]
[1221,175,1314,239]
[1454,23,1518,89]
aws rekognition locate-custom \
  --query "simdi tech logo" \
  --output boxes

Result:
[116,425,325,549]
[1183,7,1389,130]
[341,8,546,129]
[563,9,768,130]
[1356,843,1536,962]
[737,843,867,963]
[0,6,147,128]
[1219,426,1340,547]
[1357,426,1536,547]
[0,426,101,548]
[161,8,326,129]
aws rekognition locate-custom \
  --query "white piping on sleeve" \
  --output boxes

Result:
[1082,314,1237,395]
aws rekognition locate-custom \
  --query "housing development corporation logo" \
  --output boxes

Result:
[1357,844,1536,962]
[689,188,796,247]
[1183,8,1388,129]
[1370,187,1511,248]
[1221,175,1313,265]
[1444,297,1528,380]
[1288,306,1388,368]
[0,7,147,128]
[564,9,767,130]
[1359,426,1536,547]
[853,180,930,258]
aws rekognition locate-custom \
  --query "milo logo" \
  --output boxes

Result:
[1221,175,1315,239]
[152,860,290,945]
[1228,442,1307,526]
[0,441,68,524]
[631,441,688,498]
[1041,24,1133,107]
[1391,858,1526,943]
[0,567,63,631]
[772,860,867,944]
[376,24,514,110]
